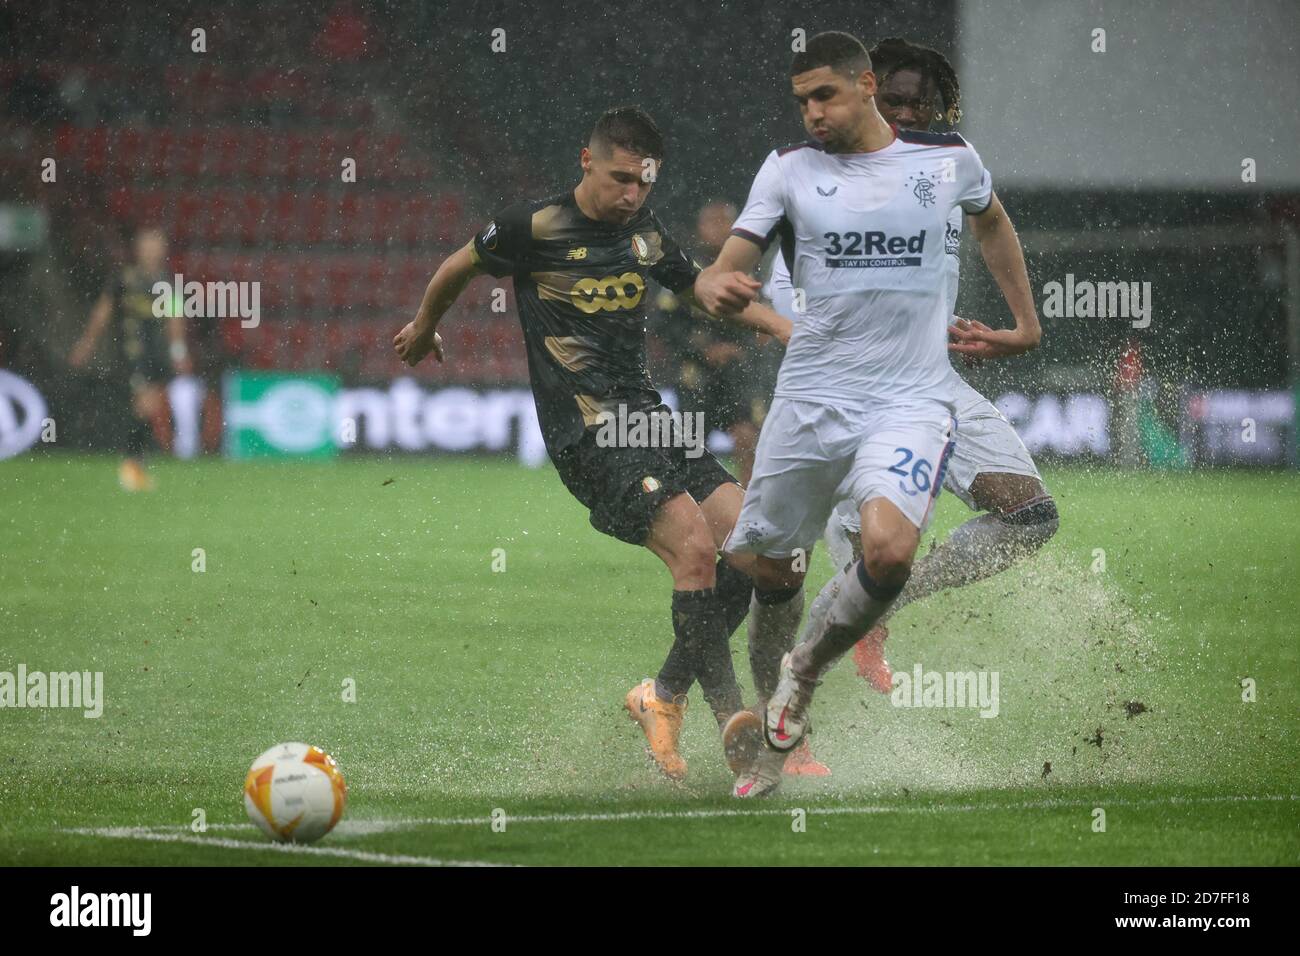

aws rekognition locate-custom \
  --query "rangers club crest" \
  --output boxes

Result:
[908,173,937,208]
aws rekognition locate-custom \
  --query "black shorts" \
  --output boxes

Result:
[127,366,169,391]
[552,427,739,546]
[125,350,171,391]
[681,360,769,432]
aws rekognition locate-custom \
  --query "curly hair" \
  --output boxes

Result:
[869,37,962,126]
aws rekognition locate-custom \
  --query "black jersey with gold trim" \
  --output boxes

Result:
[110,266,171,381]
[470,190,700,455]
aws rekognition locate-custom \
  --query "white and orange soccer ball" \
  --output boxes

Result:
[243,743,347,843]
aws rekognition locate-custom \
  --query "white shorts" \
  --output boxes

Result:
[832,379,1042,533]
[725,397,957,559]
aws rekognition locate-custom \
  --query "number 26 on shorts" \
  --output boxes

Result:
[888,447,933,497]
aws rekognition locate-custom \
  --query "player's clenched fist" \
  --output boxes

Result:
[393,321,444,366]
[694,268,761,316]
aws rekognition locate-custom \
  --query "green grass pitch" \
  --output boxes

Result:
[1,455,1296,865]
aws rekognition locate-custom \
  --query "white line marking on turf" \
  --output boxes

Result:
[66,827,509,866]
[79,792,1297,837]
[333,791,1300,829]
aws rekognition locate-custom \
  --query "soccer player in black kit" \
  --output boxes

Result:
[69,225,191,491]
[395,107,790,781]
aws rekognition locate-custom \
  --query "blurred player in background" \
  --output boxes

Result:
[696,32,1042,797]
[69,225,190,491]
[650,201,774,484]
[394,107,791,781]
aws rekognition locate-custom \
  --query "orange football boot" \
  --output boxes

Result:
[782,737,831,776]
[853,624,893,694]
[721,708,763,775]
[118,458,155,492]
[625,678,688,781]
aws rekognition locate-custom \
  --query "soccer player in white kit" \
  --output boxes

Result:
[770,38,1060,715]
[692,32,1042,797]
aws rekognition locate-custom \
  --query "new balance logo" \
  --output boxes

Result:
[565,247,588,260]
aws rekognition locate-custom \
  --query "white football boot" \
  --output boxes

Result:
[763,651,819,752]
[732,743,789,798]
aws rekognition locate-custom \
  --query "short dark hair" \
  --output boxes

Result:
[790,31,871,80]
[870,37,963,125]
[589,106,664,160]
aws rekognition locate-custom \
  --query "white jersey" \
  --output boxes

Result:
[765,202,965,385]
[734,129,991,411]
[765,205,964,319]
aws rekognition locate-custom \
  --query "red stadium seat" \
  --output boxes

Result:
[178,131,205,179]
[258,254,288,308]
[203,191,231,244]
[80,127,108,176]
[237,193,267,245]
[301,194,327,244]
[401,196,430,245]
[242,130,270,179]
[335,193,363,245]
[370,193,401,245]
[361,257,386,308]
[315,131,341,177]
[271,192,297,244]
[147,129,175,178]
[108,185,133,220]
[295,258,322,309]
[111,127,144,178]
[326,259,354,310]
[396,258,427,308]
[174,192,205,244]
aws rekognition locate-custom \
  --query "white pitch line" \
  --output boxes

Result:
[66,827,510,867]
[82,792,1297,837]
[343,791,1299,829]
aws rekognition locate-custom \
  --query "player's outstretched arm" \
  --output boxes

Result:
[734,299,792,345]
[951,194,1041,360]
[694,235,764,315]
[394,241,481,366]
[678,290,792,346]
[68,291,112,368]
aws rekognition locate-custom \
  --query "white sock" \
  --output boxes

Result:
[794,561,902,677]
[802,570,839,660]
[747,587,805,702]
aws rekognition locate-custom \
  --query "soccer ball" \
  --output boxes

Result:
[243,742,347,843]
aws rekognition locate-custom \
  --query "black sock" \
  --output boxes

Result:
[656,587,742,723]
[125,413,152,457]
[656,598,696,702]
[714,557,753,638]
